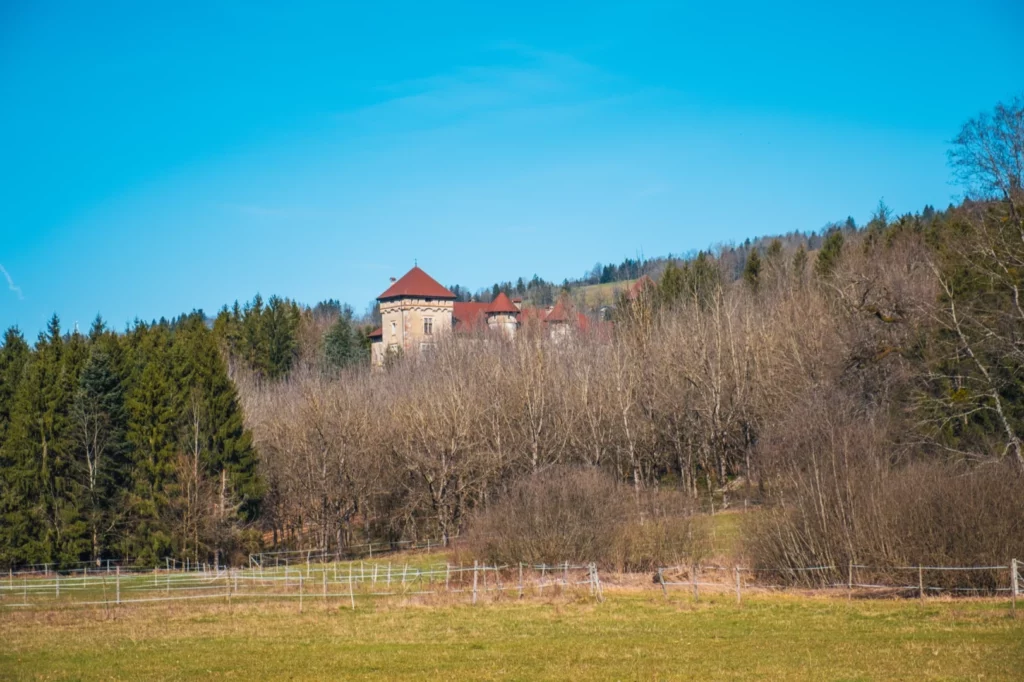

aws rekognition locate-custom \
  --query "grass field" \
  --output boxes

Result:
[2,591,1021,680]
[573,280,636,308]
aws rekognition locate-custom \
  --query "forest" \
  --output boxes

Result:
[1,97,1022,575]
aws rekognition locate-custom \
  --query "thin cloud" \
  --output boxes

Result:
[344,45,618,124]
[0,264,23,300]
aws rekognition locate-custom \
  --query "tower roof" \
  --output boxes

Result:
[378,266,456,301]
[545,297,573,323]
[485,292,519,314]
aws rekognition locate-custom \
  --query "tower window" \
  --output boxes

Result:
[390,321,396,336]
[423,317,433,335]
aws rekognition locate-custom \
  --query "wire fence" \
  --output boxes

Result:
[0,557,1018,614]
[0,560,602,611]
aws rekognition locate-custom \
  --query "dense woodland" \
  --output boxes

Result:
[1,97,1022,575]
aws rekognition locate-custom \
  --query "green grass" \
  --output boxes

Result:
[573,280,636,308]
[709,510,746,560]
[3,592,1021,680]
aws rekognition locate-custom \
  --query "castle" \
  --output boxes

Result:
[368,266,591,367]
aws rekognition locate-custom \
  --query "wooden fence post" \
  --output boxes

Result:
[918,565,925,601]
[323,567,328,606]
[847,560,853,601]
[445,563,450,592]
[540,565,546,596]
[299,574,303,613]
[1011,558,1018,619]
[55,572,59,599]
[472,561,479,605]
[658,568,667,598]
[115,566,121,606]
[735,566,741,605]
[691,563,699,602]
[518,563,524,600]
[349,566,355,610]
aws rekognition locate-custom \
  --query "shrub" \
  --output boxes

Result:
[744,390,1024,590]
[462,467,709,571]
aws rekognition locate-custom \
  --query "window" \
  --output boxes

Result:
[423,317,433,335]
[390,321,396,336]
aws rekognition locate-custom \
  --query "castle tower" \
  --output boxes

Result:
[484,291,519,339]
[372,266,455,366]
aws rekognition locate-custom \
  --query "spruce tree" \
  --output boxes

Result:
[242,294,270,378]
[323,310,361,370]
[2,316,89,567]
[172,316,262,548]
[659,262,686,307]
[265,296,300,379]
[815,230,845,279]
[792,245,809,281]
[743,249,762,293]
[71,339,129,564]
[122,322,179,564]
[0,327,30,447]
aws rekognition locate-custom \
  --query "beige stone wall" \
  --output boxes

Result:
[370,339,385,367]
[549,321,572,344]
[486,312,518,339]
[375,298,454,365]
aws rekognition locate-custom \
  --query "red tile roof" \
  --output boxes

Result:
[453,301,490,332]
[545,298,573,323]
[485,292,519,314]
[378,266,456,301]
[368,327,382,338]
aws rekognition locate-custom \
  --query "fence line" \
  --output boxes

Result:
[1,558,1019,614]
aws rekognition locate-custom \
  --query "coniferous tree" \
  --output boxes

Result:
[0,327,31,566]
[3,317,89,567]
[743,249,762,293]
[122,322,179,564]
[686,252,721,309]
[173,315,262,528]
[0,327,30,447]
[265,296,300,379]
[792,245,809,282]
[659,261,686,307]
[323,310,363,370]
[71,333,129,564]
[815,231,844,279]
[242,294,269,378]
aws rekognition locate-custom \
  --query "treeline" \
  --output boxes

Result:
[0,294,374,569]
[0,314,260,569]
[211,294,372,380]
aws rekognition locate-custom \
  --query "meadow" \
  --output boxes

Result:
[2,589,1022,681]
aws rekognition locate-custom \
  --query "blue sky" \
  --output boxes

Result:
[2,1,1022,337]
